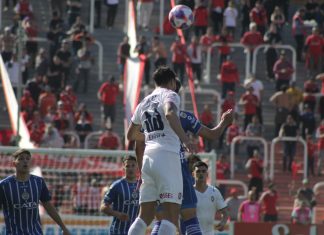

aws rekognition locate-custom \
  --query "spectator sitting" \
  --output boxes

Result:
[72,29,94,55]
[40,124,64,148]
[21,89,36,120]
[225,188,245,222]
[27,111,45,146]
[59,85,77,116]
[298,179,316,210]
[291,200,312,225]
[75,111,93,145]
[43,106,57,124]
[74,103,93,128]
[97,127,121,150]
[53,101,70,134]
[238,189,262,222]
[38,86,56,117]
[35,48,49,79]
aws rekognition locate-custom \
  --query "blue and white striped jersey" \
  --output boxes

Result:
[0,174,51,235]
[103,178,139,235]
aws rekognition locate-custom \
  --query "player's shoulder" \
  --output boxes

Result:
[0,175,15,185]
[208,185,222,195]
[29,174,45,182]
[109,178,125,189]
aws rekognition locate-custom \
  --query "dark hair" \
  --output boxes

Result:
[122,155,137,163]
[12,149,31,159]
[153,66,176,86]
[175,79,182,93]
[193,161,208,170]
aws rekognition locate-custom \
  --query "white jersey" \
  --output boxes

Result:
[195,185,227,235]
[131,87,181,153]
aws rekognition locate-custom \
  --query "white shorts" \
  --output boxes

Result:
[140,150,183,204]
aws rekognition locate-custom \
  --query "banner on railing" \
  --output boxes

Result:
[234,222,324,235]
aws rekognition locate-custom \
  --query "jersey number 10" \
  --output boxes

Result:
[144,109,164,133]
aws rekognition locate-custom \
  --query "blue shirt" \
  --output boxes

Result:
[103,178,139,235]
[0,174,51,235]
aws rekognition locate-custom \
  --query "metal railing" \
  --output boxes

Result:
[230,136,268,179]
[252,44,297,82]
[94,40,104,81]
[206,42,251,84]
[270,137,307,180]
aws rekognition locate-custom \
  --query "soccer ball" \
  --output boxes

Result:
[168,5,194,30]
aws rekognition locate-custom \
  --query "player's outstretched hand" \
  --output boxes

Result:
[117,212,129,221]
[183,139,197,154]
[221,109,234,127]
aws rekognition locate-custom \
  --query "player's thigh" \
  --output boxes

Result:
[139,201,157,226]
[160,202,181,225]
[140,155,158,203]
[152,152,183,204]
[181,162,197,211]
[180,208,197,221]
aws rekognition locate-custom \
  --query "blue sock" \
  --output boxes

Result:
[151,220,161,235]
[184,217,202,235]
[180,219,186,235]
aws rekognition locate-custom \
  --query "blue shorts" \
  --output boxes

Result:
[156,158,197,212]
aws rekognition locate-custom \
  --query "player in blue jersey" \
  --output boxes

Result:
[100,155,140,235]
[137,80,232,235]
[0,149,71,235]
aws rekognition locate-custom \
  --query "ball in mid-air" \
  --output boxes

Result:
[168,5,194,30]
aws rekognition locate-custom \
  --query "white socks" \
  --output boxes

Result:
[157,219,177,235]
[128,217,147,235]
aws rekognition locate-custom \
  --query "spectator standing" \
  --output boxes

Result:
[75,112,93,145]
[49,11,64,31]
[35,48,49,79]
[316,73,324,119]
[270,6,285,34]
[316,120,324,176]
[273,50,294,92]
[134,35,151,86]
[56,40,72,86]
[300,105,316,137]
[299,179,317,210]
[304,27,324,78]
[225,115,241,152]
[245,115,263,158]
[219,56,239,99]
[3,0,17,12]
[74,47,94,93]
[270,85,292,136]
[239,86,259,130]
[279,115,299,172]
[193,4,208,37]
[245,150,263,199]
[97,76,119,127]
[240,0,251,36]
[216,154,230,197]
[50,0,65,18]
[26,76,43,104]
[292,8,306,62]
[21,90,36,119]
[53,101,70,134]
[97,127,122,150]
[240,22,263,71]
[259,183,278,222]
[200,104,214,152]
[287,81,303,124]
[303,77,320,112]
[223,1,238,37]
[117,36,130,82]
[47,55,64,95]
[59,85,78,116]
[0,27,16,63]
[249,1,267,36]
[94,0,102,28]
[47,23,65,59]
[245,75,264,124]
[104,0,119,29]
[5,54,20,93]
[27,111,46,146]
[210,0,225,34]
[170,36,187,84]
[215,28,233,70]
[22,18,38,62]
[67,0,82,27]
[200,27,215,66]
[306,135,316,177]
[137,0,154,31]
[38,86,57,117]
[238,190,262,222]
[152,36,167,69]
[264,23,282,80]
[14,0,33,20]
[187,36,203,87]
[225,188,245,222]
